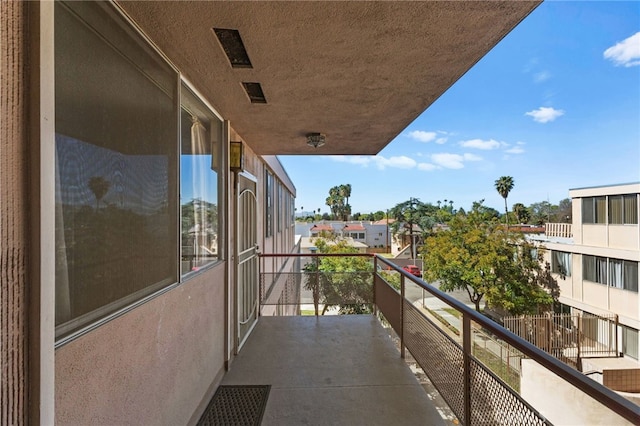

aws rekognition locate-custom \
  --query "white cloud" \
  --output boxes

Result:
[534,70,551,83]
[604,32,640,67]
[373,156,416,170]
[431,153,466,169]
[505,142,526,154]
[525,106,565,123]
[463,153,482,162]
[459,139,503,150]
[408,131,437,143]
[417,163,438,171]
[330,155,371,166]
[407,130,449,144]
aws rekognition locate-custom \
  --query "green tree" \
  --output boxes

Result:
[88,176,110,209]
[494,176,514,226]
[529,201,558,225]
[557,198,572,223]
[422,202,557,314]
[512,203,530,224]
[303,238,373,315]
[389,198,437,260]
[325,184,352,221]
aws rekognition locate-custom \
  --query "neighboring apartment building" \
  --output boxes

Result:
[2,1,541,424]
[538,183,640,363]
[298,221,392,251]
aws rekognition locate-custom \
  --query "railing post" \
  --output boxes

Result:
[373,256,378,315]
[463,313,472,426]
[400,274,405,359]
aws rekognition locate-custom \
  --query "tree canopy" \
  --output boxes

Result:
[494,176,515,226]
[422,201,557,315]
[325,184,352,221]
[303,238,373,315]
[388,197,439,258]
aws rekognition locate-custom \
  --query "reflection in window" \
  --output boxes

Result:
[180,84,222,275]
[55,1,178,338]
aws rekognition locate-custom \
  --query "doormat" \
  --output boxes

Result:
[197,385,271,426]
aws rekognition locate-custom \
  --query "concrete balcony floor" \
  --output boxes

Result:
[221,315,445,425]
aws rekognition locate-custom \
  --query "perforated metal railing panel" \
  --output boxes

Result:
[197,385,271,426]
[403,300,466,422]
[403,300,550,426]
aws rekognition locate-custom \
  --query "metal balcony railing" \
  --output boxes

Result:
[259,253,639,426]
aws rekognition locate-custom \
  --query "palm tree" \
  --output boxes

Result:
[494,176,514,226]
[88,176,110,209]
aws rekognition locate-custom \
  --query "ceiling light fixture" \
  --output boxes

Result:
[306,133,326,148]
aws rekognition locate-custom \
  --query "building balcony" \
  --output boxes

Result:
[545,223,573,239]
[200,254,639,425]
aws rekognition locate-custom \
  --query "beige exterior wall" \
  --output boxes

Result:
[39,4,297,425]
[1,2,30,424]
[55,265,227,425]
[521,359,634,426]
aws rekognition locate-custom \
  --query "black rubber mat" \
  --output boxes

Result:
[197,385,271,426]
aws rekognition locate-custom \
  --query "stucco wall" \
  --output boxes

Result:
[55,264,226,425]
[521,359,634,426]
[1,2,29,424]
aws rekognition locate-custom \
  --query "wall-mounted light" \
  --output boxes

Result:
[230,141,244,172]
[306,133,326,148]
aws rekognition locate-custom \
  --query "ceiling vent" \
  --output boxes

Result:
[242,82,267,104]
[213,28,252,68]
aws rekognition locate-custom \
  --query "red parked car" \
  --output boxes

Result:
[403,265,422,277]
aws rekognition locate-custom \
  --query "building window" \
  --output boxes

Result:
[265,171,273,237]
[277,183,283,232]
[623,261,639,292]
[624,194,638,224]
[55,1,179,338]
[622,326,639,360]
[584,255,638,292]
[180,83,222,276]
[582,197,606,224]
[551,251,571,276]
[583,255,607,284]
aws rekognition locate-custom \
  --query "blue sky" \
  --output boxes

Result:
[279,1,640,216]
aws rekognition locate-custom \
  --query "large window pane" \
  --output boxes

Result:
[583,255,595,282]
[624,261,639,292]
[595,197,606,224]
[609,196,623,224]
[55,1,178,338]
[552,251,571,276]
[582,198,594,224]
[624,195,638,224]
[609,259,623,289]
[180,84,222,275]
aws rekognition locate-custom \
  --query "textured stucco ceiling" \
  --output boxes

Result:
[118,1,540,156]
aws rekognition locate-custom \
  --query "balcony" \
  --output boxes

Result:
[207,254,639,425]
[545,223,573,239]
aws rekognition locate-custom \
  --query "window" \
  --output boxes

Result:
[583,255,607,284]
[582,197,606,224]
[277,183,283,232]
[624,194,638,224]
[265,171,273,237]
[622,326,639,360]
[609,259,623,289]
[609,196,624,224]
[609,194,638,224]
[180,83,222,275]
[551,251,571,276]
[55,1,178,338]
[584,255,638,292]
[624,261,638,292]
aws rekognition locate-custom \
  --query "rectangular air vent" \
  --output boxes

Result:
[213,28,252,68]
[242,82,267,104]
